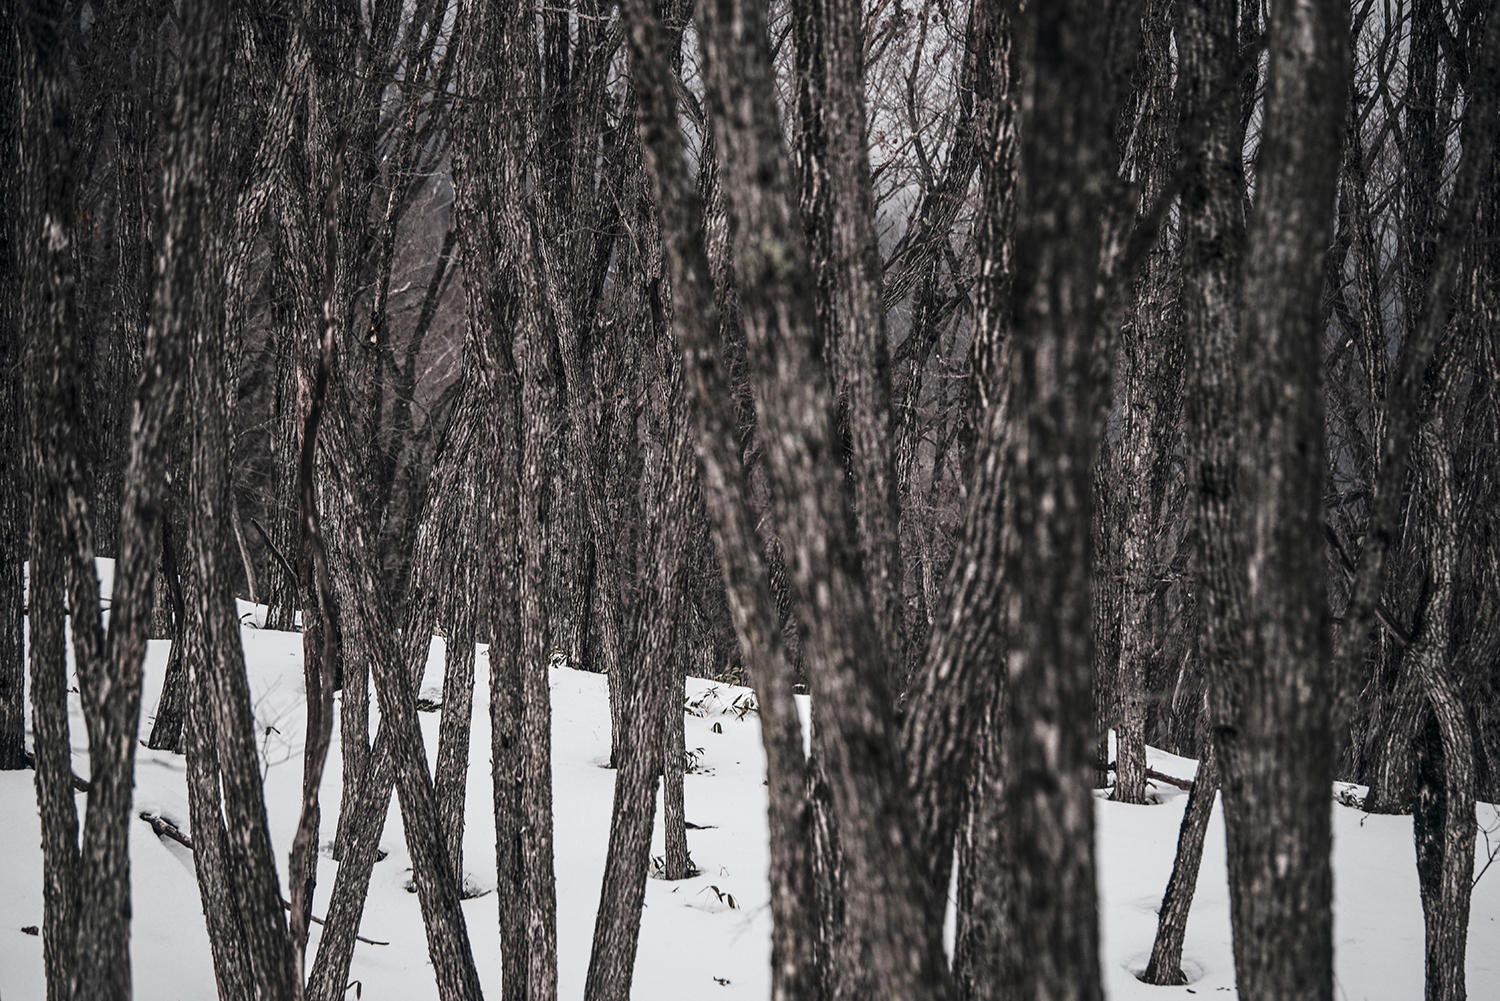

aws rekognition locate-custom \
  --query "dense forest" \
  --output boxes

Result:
[2,0,1498,1000]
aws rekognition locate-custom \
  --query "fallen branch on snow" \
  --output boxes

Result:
[138,812,389,946]
[1104,761,1197,792]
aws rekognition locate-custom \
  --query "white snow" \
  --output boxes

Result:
[2,563,1498,999]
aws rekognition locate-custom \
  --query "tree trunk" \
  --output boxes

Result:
[950,681,1016,1001]
[1143,742,1220,985]
[790,0,907,679]
[1111,0,1180,806]
[435,459,481,886]
[0,54,24,765]
[694,0,952,995]
[1410,426,1475,1001]
[145,508,189,752]
[989,4,1149,998]
[18,5,93,996]
[900,0,1018,928]
[622,5,818,999]
[449,5,563,999]
[182,180,300,1001]
[1212,0,1346,997]
[0,0,21,768]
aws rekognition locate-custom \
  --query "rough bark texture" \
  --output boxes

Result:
[18,5,90,997]
[695,1,953,997]
[181,142,300,1001]
[950,681,1016,1001]
[0,0,22,773]
[582,55,699,992]
[1175,0,1256,989]
[449,4,560,1000]
[622,4,817,999]
[1110,0,1181,806]
[1214,1,1347,999]
[143,517,188,752]
[1143,740,1220,985]
[901,0,1018,931]
[1409,426,1474,1001]
[790,0,907,679]
[992,4,1135,999]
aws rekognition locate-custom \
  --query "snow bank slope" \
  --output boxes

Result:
[2,605,1497,999]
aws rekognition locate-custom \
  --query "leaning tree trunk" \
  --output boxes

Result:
[581,134,689,999]
[434,413,484,887]
[181,176,300,1001]
[622,4,818,999]
[144,508,189,752]
[582,290,698,998]
[899,0,1018,932]
[1143,739,1220,985]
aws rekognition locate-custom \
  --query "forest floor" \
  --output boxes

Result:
[2,561,1499,999]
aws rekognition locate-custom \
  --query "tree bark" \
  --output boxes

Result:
[993,4,1135,997]
[0,13,24,765]
[622,5,817,998]
[1213,1,1347,998]
[1143,742,1220,985]
[1110,0,1181,806]
[1409,426,1474,1001]
[694,1,952,996]
[900,0,1018,928]
[449,5,561,1000]
[18,5,92,996]
[790,0,907,679]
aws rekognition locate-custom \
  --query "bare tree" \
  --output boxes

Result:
[0,0,24,773]
[623,4,824,999]
[1211,0,1347,997]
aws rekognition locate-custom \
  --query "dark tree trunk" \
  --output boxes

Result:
[693,0,952,996]
[1408,425,1475,1001]
[790,0,907,679]
[182,620,256,999]
[582,252,701,994]
[1143,741,1220,985]
[993,3,1139,997]
[1110,0,1181,806]
[1210,0,1347,998]
[950,682,1016,1001]
[900,0,1018,929]
[622,4,818,999]
[1092,440,1123,789]
[0,37,23,767]
[181,164,300,1001]
[18,4,93,997]
[22,265,83,1001]
[659,649,692,880]
[435,454,482,886]
[450,5,560,1000]
[144,511,188,752]
[584,145,706,977]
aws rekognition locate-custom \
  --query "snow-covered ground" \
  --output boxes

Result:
[2,569,1498,999]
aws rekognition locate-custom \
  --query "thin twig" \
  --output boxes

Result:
[250,517,300,588]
